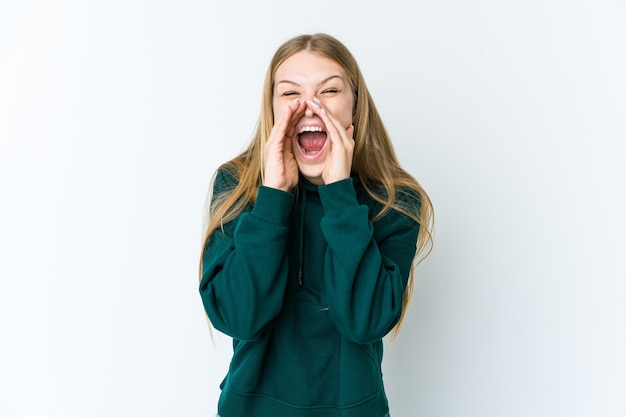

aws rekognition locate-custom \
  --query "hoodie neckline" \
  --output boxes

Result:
[298,173,360,192]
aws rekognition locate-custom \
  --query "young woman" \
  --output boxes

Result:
[199,33,433,417]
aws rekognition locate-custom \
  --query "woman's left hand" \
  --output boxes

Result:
[307,98,355,185]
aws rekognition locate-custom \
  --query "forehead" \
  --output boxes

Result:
[275,50,346,83]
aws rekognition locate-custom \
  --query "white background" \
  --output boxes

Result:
[1,1,625,416]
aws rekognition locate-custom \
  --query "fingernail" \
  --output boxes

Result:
[307,99,320,108]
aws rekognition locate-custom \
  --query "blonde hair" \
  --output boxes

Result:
[200,33,433,337]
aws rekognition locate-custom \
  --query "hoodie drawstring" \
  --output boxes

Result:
[297,189,306,286]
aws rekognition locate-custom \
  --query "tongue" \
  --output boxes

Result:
[299,132,327,152]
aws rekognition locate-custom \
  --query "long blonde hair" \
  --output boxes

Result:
[200,33,433,337]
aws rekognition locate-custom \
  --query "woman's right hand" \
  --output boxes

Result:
[263,98,306,192]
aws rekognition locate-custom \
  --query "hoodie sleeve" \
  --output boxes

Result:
[199,171,295,341]
[318,178,420,344]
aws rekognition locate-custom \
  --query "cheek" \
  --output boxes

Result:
[332,98,354,128]
[272,98,287,123]
[320,104,344,126]
[272,103,280,123]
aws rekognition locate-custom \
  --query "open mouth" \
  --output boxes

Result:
[297,125,327,155]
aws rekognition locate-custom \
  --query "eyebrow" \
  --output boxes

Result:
[275,75,344,88]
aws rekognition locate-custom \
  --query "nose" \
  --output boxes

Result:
[304,105,314,118]
[304,95,316,118]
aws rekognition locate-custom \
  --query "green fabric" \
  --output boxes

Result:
[200,169,420,417]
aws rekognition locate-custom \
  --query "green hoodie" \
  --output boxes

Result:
[200,169,420,417]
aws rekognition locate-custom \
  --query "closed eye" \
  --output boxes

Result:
[282,91,299,97]
[322,89,339,94]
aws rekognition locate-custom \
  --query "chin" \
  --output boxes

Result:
[297,164,325,185]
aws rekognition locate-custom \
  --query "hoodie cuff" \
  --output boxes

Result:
[251,186,295,226]
[318,178,359,214]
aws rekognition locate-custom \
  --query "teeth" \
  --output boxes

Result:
[298,126,324,134]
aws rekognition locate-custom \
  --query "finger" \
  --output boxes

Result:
[284,99,306,140]
[346,124,354,141]
[268,99,305,152]
[312,98,352,143]
[274,99,301,135]
[306,98,351,147]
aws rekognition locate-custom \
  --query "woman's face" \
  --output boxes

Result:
[273,50,354,185]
